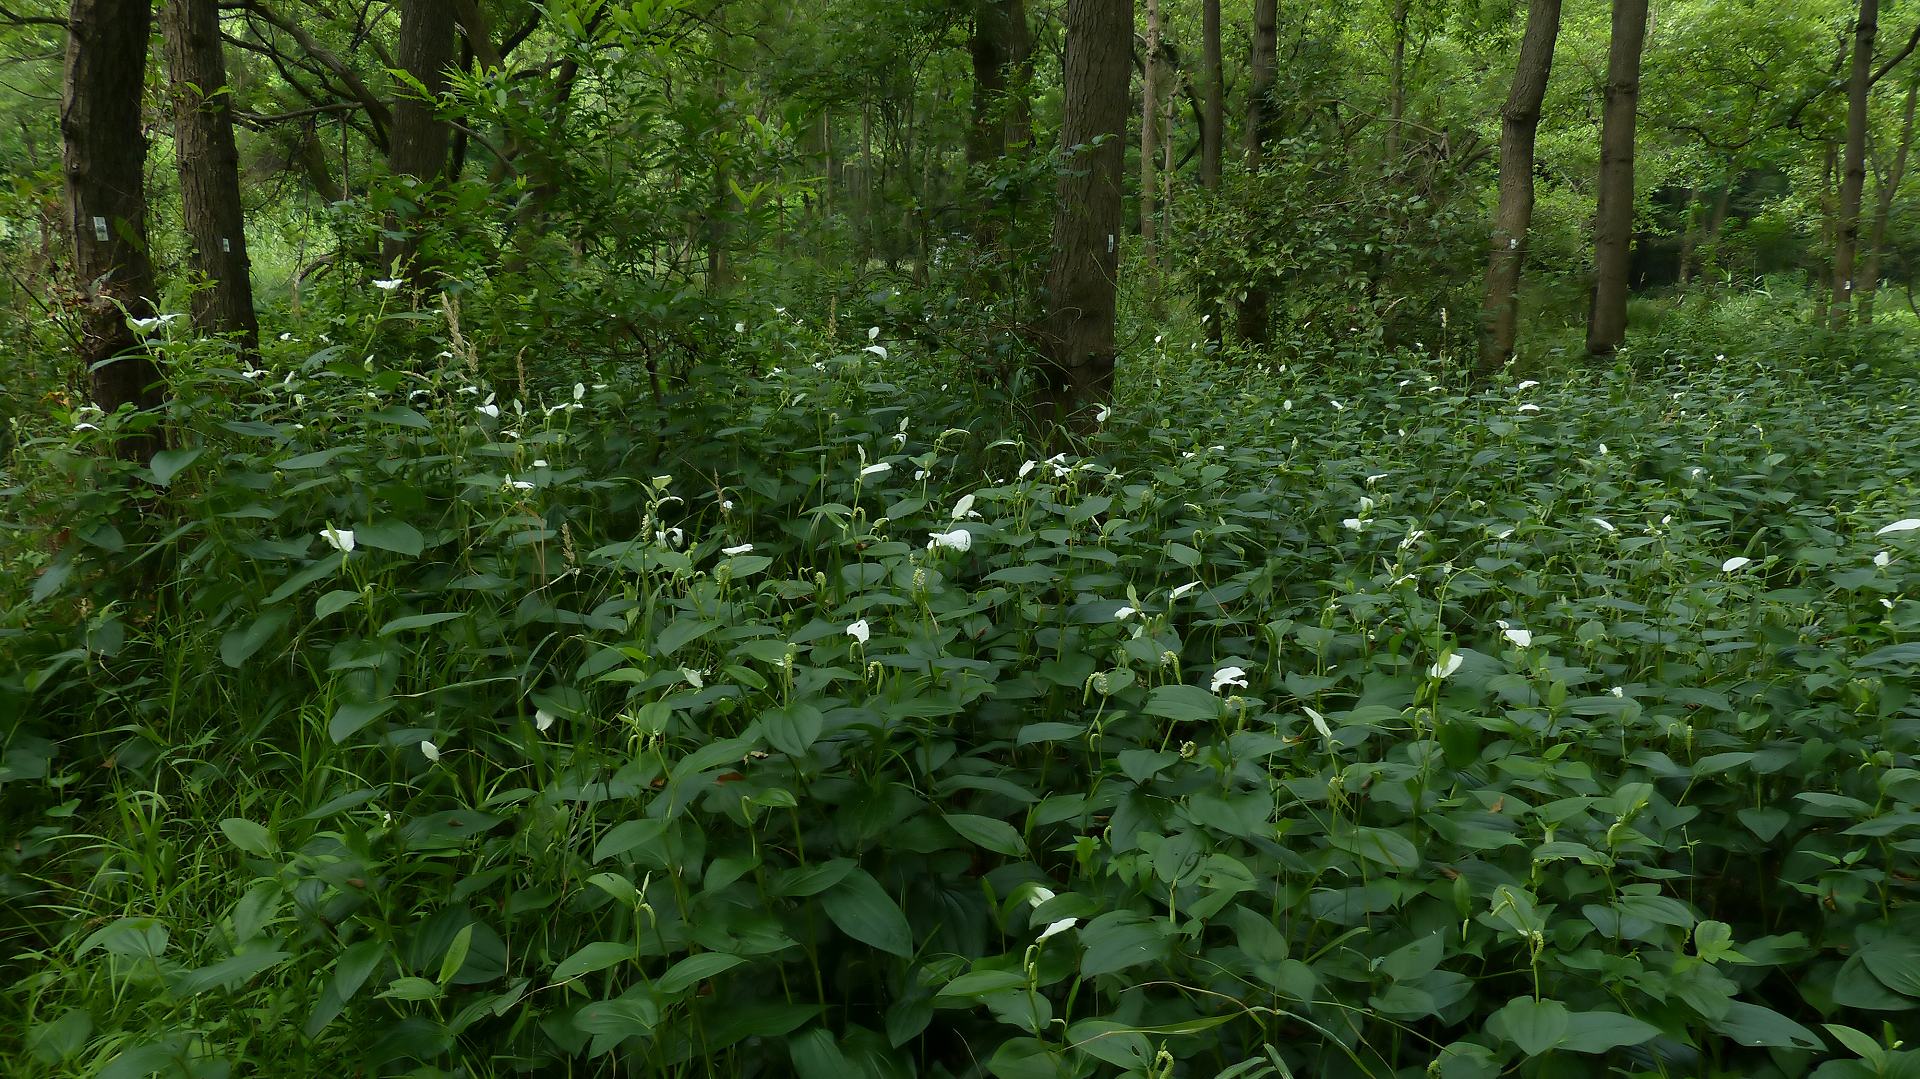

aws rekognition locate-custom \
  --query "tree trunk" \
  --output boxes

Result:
[1201,0,1223,190]
[1386,0,1409,168]
[161,0,260,360]
[1676,188,1700,288]
[1585,0,1650,357]
[1862,74,1918,323]
[382,0,456,284]
[1822,139,1839,322]
[1832,0,1880,328]
[1701,182,1731,289]
[64,0,165,458]
[1140,0,1161,270]
[1477,0,1562,373]
[967,0,1032,245]
[1033,0,1132,426]
[1237,0,1278,346]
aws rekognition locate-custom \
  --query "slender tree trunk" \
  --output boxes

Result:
[1822,139,1839,321]
[1237,0,1278,346]
[967,0,1032,246]
[64,0,165,459]
[1862,75,1918,323]
[1201,0,1223,190]
[382,0,456,284]
[162,0,260,360]
[1832,0,1880,328]
[1585,0,1650,357]
[1676,188,1700,288]
[1477,0,1562,373]
[1386,0,1409,168]
[1702,182,1732,289]
[1140,0,1161,270]
[1033,0,1132,426]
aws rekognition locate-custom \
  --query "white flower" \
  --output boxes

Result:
[1358,496,1376,515]
[860,461,892,477]
[1720,556,1752,573]
[1590,517,1617,534]
[951,494,977,519]
[1113,606,1138,621]
[574,382,587,402]
[721,543,754,556]
[420,739,440,761]
[864,345,888,359]
[1428,653,1463,679]
[535,709,556,732]
[319,526,356,553]
[928,528,973,552]
[1343,518,1366,532]
[1518,403,1541,413]
[1095,405,1112,423]
[1517,380,1539,390]
[373,278,403,291]
[734,321,746,333]
[1365,473,1387,486]
[278,332,294,342]
[532,459,549,468]
[914,470,928,481]
[477,403,500,419]
[1170,581,1201,600]
[1019,460,1037,479]
[1400,529,1426,550]
[1609,686,1625,698]
[846,619,870,644]
[1597,443,1609,455]
[510,479,535,490]
[1211,666,1248,693]
[1495,527,1515,540]
[1283,400,1293,411]
[1877,518,1920,536]
[1875,550,1892,568]
[868,326,880,341]
[721,499,735,513]
[1329,398,1345,411]
[1304,705,1334,741]
[1500,624,1533,648]
[1037,916,1077,941]
[74,422,99,432]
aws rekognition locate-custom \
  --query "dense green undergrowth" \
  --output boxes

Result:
[4,319,1920,1078]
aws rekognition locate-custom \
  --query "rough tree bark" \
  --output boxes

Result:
[64,0,165,458]
[1237,0,1278,346]
[1832,0,1880,328]
[1140,0,1161,270]
[162,0,260,359]
[1585,0,1650,357]
[1477,0,1563,373]
[1862,74,1918,323]
[381,0,456,283]
[1032,0,1131,426]
[1386,0,1410,167]
[1201,0,1223,190]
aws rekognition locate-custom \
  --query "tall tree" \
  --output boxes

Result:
[1862,73,1919,323]
[382,0,456,283]
[1140,0,1162,270]
[1032,0,1132,425]
[1831,0,1880,328]
[162,0,260,359]
[967,0,1033,245]
[1478,0,1563,372]
[1200,0,1223,190]
[1585,0,1650,357]
[1386,0,1410,166]
[1237,0,1278,346]
[63,0,165,457]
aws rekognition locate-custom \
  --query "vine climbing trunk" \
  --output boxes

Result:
[1585,0,1650,357]
[1237,0,1278,347]
[63,0,165,461]
[382,0,456,285]
[162,0,260,360]
[1832,0,1880,328]
[1032,0,1131,428]
[1862,74,1918,324]
[1477,0,1562,373]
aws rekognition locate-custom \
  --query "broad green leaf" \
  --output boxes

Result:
[551,941,632,983]
[820,869,912,957]
[1488,996,1569,1056]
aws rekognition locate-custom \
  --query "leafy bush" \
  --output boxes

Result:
[4,325,1920,1077]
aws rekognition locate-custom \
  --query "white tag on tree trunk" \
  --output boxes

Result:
[1107,233,1115,254]
[221,237,232,252]
[92,216,108,242]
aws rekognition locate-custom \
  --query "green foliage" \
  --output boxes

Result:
[5,321,1920,1076]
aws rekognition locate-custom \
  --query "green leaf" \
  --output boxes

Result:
[1066,1020,1155,1070]
[220,607,292,668]
[438,924,474,986]
[169,949,291,997]
[149,447,203,487]
[1488,996,1569,1056]
[332,939,385,1003]
[1859,933,1920,997]
[1709,1001,1825,1049]
[1143,684,1224,722]
[551,941,631,983]
[355,519,425,556]
[788,1026,851,1079]
[328,698,394,742]
[943,812,1026,856]
[1558,1010,1661,1053]
[762,702,824,757]
[655,616,720,657]
[656,952,746,995]
[378,611,465,636]
[593,819,668,863]
[218,817,275,856]
[820,869,913,957]
[1079,911,1169,977]
[574,996,659,1037]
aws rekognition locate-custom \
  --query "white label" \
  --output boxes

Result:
[1107,233,1115,254]
[220,237,231,252]
[92,216,108,241]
